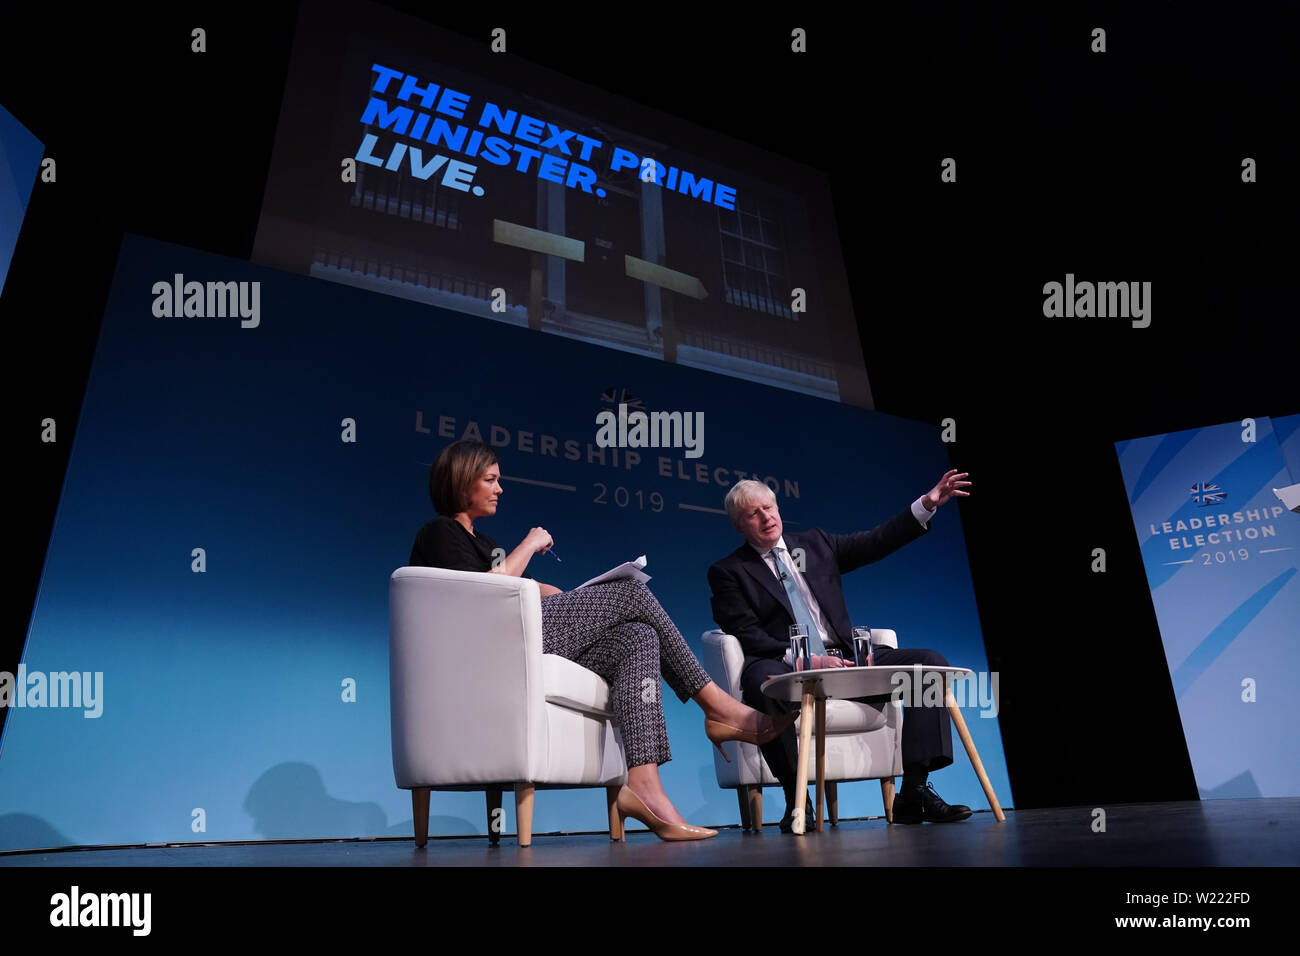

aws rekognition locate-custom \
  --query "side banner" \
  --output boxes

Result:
[1116,418,1300,798]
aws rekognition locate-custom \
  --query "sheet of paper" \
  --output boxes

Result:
[576,555,650,589]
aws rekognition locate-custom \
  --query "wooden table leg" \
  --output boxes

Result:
[945,684,1005,822]
[792,683,816,835]
[815,697,827,833]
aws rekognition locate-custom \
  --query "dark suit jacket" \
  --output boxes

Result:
[707,508,929,669]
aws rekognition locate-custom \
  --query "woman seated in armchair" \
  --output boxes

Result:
[409,439,796,842]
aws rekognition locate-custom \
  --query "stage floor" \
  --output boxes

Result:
[2,798,1296,867]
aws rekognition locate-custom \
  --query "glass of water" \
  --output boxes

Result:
[788,624,811,671]
[852,626,873,667]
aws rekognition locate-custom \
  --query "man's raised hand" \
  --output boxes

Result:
[924,469,972,511]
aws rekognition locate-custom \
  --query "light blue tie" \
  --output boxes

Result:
[772,547,826,655]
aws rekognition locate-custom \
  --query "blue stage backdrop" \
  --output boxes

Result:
[1116,418,1300,799]
[0,102,44,298]
[0,235,1004,850]
[1276,414,1300,488]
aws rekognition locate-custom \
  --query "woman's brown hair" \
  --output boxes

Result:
[430,439,500,515]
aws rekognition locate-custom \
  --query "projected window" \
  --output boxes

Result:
[312,245,514,306]
[719,196,793,320]
[350,165,466,231]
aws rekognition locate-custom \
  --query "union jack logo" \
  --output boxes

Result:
[1190,481,1226,506]
[600,387,645,409]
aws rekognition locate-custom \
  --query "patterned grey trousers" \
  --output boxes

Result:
[540,579,711,768]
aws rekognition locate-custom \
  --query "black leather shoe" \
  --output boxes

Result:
[778,794,817,833]
[891,782,972,824]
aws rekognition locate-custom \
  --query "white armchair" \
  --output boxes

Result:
[389,566,628,847]
[701,628,904,829]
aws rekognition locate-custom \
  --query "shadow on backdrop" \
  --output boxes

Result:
[245,762,393,839]
[1199,771,1262,800]
[0,813,72,852]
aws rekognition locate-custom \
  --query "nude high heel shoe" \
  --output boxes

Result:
[615,786,717,842]
[704,710,800,762]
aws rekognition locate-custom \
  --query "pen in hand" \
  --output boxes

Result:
[544,547,562,562]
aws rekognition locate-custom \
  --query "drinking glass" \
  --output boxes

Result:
[788,624,811,671]
[852,626,873,667]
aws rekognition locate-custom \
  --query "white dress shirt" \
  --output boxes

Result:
[753,497,935,664]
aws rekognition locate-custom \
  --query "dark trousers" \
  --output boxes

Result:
[740,646,954,809]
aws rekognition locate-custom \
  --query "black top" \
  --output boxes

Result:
[409,515,528,576]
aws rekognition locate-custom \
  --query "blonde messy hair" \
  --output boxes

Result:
[724,479,776,530]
